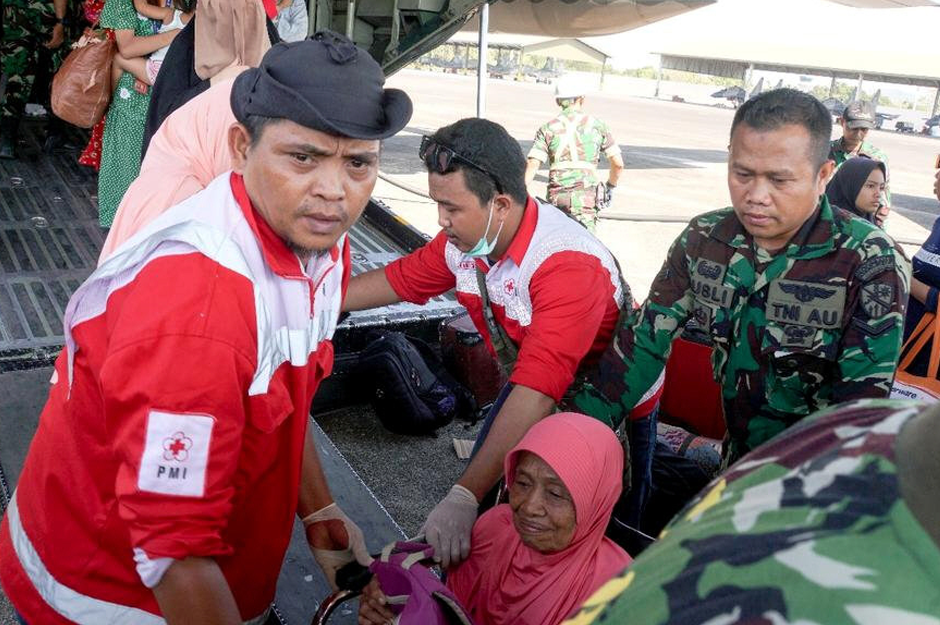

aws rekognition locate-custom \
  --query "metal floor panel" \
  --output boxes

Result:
[0,121,461,372]
[0,122,102,370]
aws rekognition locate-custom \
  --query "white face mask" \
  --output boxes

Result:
[465,200,504,258]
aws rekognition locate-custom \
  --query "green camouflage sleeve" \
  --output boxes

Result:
[597,120,620,159]
[527,124,550,164]
[574,226,695,427]
[834,229,910,401]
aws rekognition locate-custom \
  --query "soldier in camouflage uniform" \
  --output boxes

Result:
[563,398,940,625]
[525,75,624,233]
[574,89,910,465]
[829,100,891,224]
[1,0,69,159]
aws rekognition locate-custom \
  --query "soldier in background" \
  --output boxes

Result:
[0,0,69,159]
[829,100,891,224]
[563,399,940,625]
[524,74,624,232]
[573,88,909,466]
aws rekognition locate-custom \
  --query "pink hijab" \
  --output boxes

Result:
[99,78,238,263]
[447,413,631,625]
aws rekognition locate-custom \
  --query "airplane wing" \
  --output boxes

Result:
[824,0,939,6]
[469,0,716,37]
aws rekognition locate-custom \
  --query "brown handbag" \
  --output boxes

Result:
[51,28,115,129]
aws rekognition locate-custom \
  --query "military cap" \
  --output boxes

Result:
[843,100,876,129]
[231,30,412,140]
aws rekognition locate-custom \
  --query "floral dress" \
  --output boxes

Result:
[97,0,153,227]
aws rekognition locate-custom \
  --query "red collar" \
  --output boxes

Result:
[229,172,338,278]
[502,197,538,266]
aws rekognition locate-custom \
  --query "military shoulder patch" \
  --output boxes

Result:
[855,255,894,282]
[860,283,895,319]
[852,317,896,337]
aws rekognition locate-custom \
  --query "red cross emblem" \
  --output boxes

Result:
[503,279,515,296]
[163,432,193,462]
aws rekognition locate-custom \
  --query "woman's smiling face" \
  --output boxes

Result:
[509,451,577,553]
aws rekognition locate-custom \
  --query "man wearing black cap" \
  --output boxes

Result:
[0,32,412,625]
[829,100,891,224]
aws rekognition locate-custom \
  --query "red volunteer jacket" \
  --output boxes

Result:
[386,197,660,415]
[0,173,349,624]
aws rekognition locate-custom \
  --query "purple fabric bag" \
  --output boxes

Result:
[369,541,474,625]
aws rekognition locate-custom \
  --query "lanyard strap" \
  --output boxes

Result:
[475,266,519,375]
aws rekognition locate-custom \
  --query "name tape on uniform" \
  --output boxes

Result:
[766,280,846,330]
[691,259,734,308]
[138,410,215,498]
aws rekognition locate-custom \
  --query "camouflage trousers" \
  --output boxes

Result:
[2,2,61,121]
[550,189,599,233]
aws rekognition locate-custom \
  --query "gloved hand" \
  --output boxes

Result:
[303,502,372,590]
[604,182,615,207]
[421,484,479,569]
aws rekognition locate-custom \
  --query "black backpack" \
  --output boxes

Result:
[356,331,477,435]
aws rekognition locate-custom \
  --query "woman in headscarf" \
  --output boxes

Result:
[825,156,888,227]
[359,412,632,625]
[140,0,276,158]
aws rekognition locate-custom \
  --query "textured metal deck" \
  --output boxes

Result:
[0,121,461,373]
[0,122,104,370]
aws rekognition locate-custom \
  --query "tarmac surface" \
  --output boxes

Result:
[2,68,938,624]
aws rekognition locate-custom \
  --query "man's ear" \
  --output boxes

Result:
[817,159,836,195]
[493,193,513,219]
[229,123,251,174]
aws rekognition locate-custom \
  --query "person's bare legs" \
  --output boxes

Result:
[112,54,152,86]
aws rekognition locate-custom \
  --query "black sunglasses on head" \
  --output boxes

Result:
[419,136,503,194]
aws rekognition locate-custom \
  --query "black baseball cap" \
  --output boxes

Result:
[843,101,875,129]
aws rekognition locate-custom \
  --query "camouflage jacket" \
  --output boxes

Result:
[574,197,910,462]
[2,0,56,33]
[829,138,892,205]
[564,399,940,625]
[527,108,620,209]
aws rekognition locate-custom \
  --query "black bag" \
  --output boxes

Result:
[356,331,476,435]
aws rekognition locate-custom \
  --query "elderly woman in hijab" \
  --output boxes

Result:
[359,413,632,625]
[825,156,889,227]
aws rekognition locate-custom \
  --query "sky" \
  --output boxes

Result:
[585,0,940,69]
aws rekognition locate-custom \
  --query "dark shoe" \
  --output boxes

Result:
[42,133,63,154]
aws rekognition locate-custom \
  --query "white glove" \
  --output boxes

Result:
[421,484,478,569]
[303,502,372,591]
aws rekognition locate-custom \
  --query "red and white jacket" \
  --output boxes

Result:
[0,173,348,624]
[386,197,660,416]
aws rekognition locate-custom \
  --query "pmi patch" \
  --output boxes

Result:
[138,410,214,498]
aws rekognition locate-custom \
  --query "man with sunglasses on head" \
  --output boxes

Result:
[344,118,660,568]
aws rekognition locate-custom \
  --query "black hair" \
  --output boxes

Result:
[730,88,832,171]
[427,118,528,205]
[174,0,196,12]
[555,97,582,108]
[242,114,281,146]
